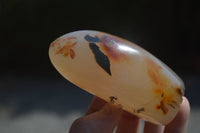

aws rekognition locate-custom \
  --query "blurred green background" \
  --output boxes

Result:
[0,0,200,132]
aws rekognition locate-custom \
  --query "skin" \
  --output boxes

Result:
[69,96,190,133]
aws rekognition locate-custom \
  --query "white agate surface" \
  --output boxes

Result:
[49,30,185,125]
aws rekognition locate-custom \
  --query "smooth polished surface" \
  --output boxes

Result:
[49,30,185,125]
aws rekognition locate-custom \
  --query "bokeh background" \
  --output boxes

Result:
[0,0,200,132]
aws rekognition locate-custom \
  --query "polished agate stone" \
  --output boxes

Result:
[49,30,185,125]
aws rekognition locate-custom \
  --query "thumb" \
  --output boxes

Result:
[69,103,122,133]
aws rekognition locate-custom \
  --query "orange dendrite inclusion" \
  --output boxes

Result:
[98,35,129,62]
[145,57,179,115]
[51,37,77,59]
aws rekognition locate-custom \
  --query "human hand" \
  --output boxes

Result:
[69,96,190,133]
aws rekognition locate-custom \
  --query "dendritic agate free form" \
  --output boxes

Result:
[49,30,185,125]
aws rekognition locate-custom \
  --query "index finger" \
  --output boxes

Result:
[164,96,190,133]
[85,96,107,115]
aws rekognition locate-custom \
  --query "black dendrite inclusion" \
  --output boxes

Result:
[85,34,111,75]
